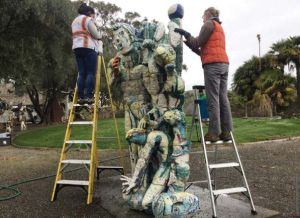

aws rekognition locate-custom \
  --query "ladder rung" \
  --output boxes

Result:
[209,162,239,169]
[73,104,94,107]
[206,140,232,145]
[66,140,92,144]
[70,121,93,125]
[57,180,89,186]
[213,187,247,195]
[61,159,91,164]
[187,180,211,184]
[98,166,123,169]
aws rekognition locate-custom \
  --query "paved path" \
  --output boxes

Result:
[1,138,299,217]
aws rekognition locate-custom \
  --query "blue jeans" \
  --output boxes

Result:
[74,48,98,99]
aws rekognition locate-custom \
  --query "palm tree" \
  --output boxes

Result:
[254,69,296,115]
[233,54,296,117]
[270,36,300,105]
[250,89,273,117]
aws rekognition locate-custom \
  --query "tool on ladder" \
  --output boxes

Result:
[51,53,124,204]
[188,85,257,218]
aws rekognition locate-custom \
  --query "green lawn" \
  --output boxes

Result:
[13,118,126,149]
[187,117,300,144]
[13,117,300,149]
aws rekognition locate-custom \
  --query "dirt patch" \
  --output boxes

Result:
[0,138,300,217]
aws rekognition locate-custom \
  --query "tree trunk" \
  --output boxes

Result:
[270,105,273,118]
[245,102,248,118]
[26,85,43,123]
[27,85,58,124]
[42,89,57,124]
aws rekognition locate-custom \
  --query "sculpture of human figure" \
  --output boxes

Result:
[7,108,15,133]
[111,19,187,172]
[110,4,200,217]
[122,109,198,216]
[167,4,184,76]
[121,128,171,211]
[19,106,27,131]
[111,23,149,172]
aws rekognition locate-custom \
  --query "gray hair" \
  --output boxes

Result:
[205,7,220,17]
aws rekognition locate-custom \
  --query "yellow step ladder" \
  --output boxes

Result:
[51,54,124,204]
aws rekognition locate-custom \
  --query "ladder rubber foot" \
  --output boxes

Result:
[251,210,258,215]
[212,216,217,218]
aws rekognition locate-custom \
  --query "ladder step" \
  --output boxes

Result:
[70,121,93,125]
[73,104,94,107]
[205,140,232,145]
[213,187,247,195]
[98,166,123,169]
[66,140,92,144]
[209,162,239,169]
[187,180,212,184]
[57,180,89,186]
[61,159,91,164]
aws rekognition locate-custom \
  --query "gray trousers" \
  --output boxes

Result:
[203,63,233,134]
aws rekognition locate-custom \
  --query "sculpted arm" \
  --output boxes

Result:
[121,135,162,194]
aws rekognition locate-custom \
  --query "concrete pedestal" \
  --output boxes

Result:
[94,175,280,218]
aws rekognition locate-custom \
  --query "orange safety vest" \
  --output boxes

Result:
[71,15,98,51]
[201,20,229,65]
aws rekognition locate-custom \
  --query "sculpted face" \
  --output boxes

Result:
[163,110,181,125]
[113,27,133,53]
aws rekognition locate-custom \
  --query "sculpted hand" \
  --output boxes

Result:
[120,175,137,194]
[138,117,148,129]
[112,56,120,75]
[174,28,191,39]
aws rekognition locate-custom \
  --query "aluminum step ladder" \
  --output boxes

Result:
[51,54,123,204]
[189,85,257,218]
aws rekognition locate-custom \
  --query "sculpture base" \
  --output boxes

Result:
[94,175,280,218]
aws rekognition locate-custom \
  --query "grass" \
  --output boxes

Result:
[187,117,300,144]
[13,117,300,149]
[13,118,126,149]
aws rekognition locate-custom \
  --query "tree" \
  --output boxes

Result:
[0,0,128,122]
[252,69,296,116]
[0,0,77,123]
[0,0,147,122]
[232,56,261,117]
[270,36,300,105]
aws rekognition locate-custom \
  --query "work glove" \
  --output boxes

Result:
[174,28,191,39]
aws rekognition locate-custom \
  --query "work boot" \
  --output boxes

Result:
[204,133,219,142]
[219,131,231,141]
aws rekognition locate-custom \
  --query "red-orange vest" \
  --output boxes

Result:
[201,20,229,65]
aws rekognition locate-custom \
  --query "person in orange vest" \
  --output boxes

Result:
[175,7,232,142]
[72,3,102,104]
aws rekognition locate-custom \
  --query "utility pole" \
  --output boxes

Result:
[257,34,261,71]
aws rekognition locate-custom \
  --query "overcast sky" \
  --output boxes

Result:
[102,0,300,90]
